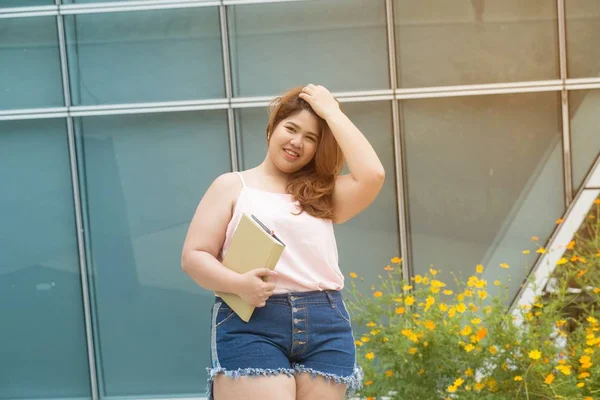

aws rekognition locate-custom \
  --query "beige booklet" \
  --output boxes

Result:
[216,213,285,322]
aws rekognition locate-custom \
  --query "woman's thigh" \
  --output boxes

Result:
[214,374,296,400]
[295,373,346,400]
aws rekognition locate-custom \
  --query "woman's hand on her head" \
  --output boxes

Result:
[299,84,341,121]
[235,268,278,307]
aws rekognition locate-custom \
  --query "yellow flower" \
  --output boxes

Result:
[476,264,484,274]
[577,382,585,388]
[401,329,419,343]
[414,275,423,284]
[385,370,393,377]
[448,307,456,318]
[349,272,357,278]
[556,257,568,265]
[536,247,547,254]
[474,382,485,391]
[408,347,418,355]
[579,355,591,365]
[453,378,464,387]
[366,322,376,327]
[439,303,448,312]
[443,290,453,295]
[529,350,542,360]
[500,263,510,269]
[393,297,403,302]
[493,280,501,286]
[489,345,498,355]
[361,336,370,343]
[514,376,523,381]
[556,365,571,375]
[522,250,530,254]
[567,240,576,249]
[403,285,412,291]
[465,368,473,377]
[373,291,383,298]
[395,307,406,314]
[384,265,394,271]
[478,290,488,300]
[370,330,380,335]
[430,268,438,276]
[456,303,467,313]
[424,296,435,311]
[430,279,446,288]
[391,257,402,263]
[425,320,436,330]
[471,318,481,325]
[405,296,415,306]
[464,344,475,352]
[460,325,473,336]
[578,372,590,379]
[365,352,375,360]
[464,289,473,297]
[587,316,598,325]
[447,385,457,393]
[544,374,555,384]
[422,277,430,285]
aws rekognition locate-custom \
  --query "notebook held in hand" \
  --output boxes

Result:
[216,213,285,322]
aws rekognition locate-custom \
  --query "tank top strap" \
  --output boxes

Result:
[235,171,246,188]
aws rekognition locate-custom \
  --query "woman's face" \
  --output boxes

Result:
[268,110,321,174]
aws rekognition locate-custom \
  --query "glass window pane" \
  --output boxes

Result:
[394,0,559,88]
[571,90,600,191]
[228,0,389,98]
[0,17,64,110]
[64,7,224,106]
[402,92,564,299]
[566,1,600,79]
[75,110,230,397]
[235,101,400,286]
[2,0,53,6]
[0,119,90,399]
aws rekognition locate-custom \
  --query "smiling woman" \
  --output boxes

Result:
[181,85,385,400]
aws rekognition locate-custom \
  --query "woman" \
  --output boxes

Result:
[181,84,385,400]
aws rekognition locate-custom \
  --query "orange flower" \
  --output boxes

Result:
[349,272,357,278]
[476,327,488,341]
[373,291,383,298]
[391,257,402,263]
[365,380,373,386]
[385,370,393,377]
[500,263,510,269]
[556,218,564,224]
[365,352,375,360]
[544,374,554,384]
[531,236,539,241]
[384,265,394,271]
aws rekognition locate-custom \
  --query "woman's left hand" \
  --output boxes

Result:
[299,84,341,121]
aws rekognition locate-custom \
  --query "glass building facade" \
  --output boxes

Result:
[1,0,599,399]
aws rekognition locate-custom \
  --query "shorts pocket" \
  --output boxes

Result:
[334,300,352,324]
[214,301,236,328]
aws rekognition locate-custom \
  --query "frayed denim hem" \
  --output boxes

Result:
[206,367,295,400]
[294,364,364,397]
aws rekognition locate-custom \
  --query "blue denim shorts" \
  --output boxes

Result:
[207,290,363,399]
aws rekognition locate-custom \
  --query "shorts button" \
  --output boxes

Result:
[292,307,298,312]
[293,318,299,324]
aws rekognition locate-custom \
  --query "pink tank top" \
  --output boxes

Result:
[221,172,344,294]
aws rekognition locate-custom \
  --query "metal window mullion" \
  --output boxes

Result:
[385,0,411,280]
[220,3,238,172]
[557,0,573,205]
[56,7,100,400]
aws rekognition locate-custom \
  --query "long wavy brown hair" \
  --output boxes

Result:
[266,87,344,220]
